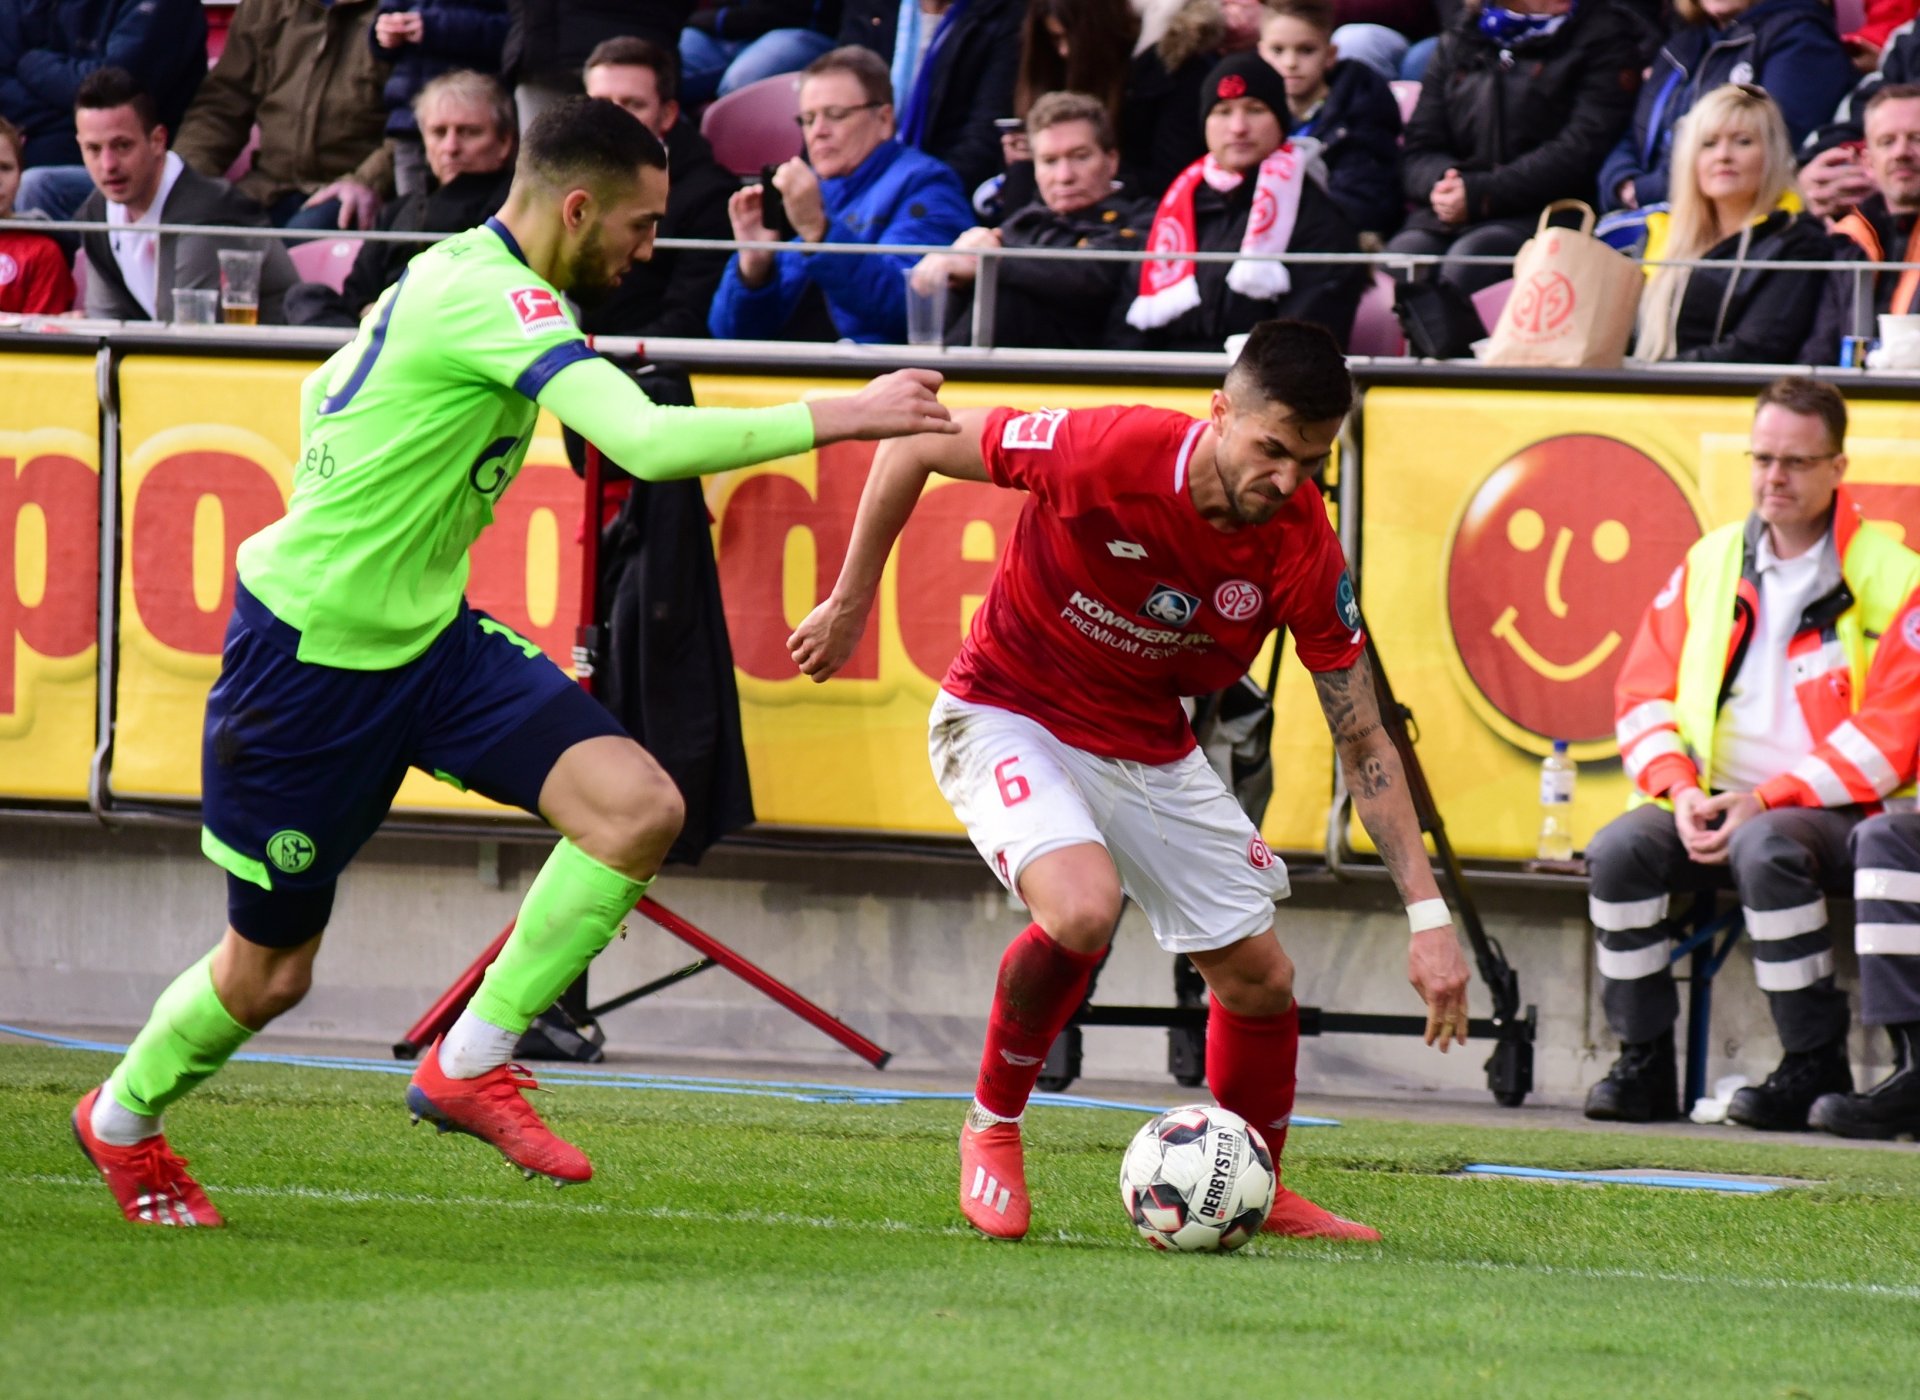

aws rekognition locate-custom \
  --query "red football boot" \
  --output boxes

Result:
[959,1107,1030,1239]
[71,1086,224,1227]
[1263,1184,1382,1242]
[405,1038,592,1186]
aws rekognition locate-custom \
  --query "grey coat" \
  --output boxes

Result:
[76,164,297,322]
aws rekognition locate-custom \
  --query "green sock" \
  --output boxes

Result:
[469,840,648,1035]
[104,950,254,1119]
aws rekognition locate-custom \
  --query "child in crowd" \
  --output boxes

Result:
[0,118,75,315]
[1257,0,1403,240]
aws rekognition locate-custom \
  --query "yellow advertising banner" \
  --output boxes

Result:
[1360,387,1920,860]
[690,375,1338,848]
[0,353,98,801]
[111,355,586,814]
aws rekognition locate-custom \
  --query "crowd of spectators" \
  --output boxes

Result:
[1,0,1919,358]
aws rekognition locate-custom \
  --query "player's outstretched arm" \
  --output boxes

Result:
[1311,653,1472,1050]
[536,360,955,483]
[789,407,994,683]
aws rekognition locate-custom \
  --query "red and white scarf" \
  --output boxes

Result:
[1126,143,1310,331]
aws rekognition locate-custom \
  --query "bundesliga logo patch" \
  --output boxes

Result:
[1001,408,1068,450]
[506,286,570,336]
[1139,584,1200,629]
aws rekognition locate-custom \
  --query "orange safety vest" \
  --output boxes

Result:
[1832,207,1920,317]
[1613,485,1920,811]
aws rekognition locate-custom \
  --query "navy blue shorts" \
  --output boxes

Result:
[201,586,628,947]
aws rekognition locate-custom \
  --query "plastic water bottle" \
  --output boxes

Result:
[1537,740,1576,860]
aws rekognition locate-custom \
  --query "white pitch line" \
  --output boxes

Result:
[17,1173,1920,1303]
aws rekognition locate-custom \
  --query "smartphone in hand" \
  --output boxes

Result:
[758,165,795,239]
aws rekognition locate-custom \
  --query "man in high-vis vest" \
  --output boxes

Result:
[1587,377,1920,1130]
[1811,805,1920,1136]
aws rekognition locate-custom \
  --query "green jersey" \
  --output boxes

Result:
[239,218,814,668]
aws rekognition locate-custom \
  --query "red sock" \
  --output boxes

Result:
[1205,995,1299,1169]
[974,923,1103,1119]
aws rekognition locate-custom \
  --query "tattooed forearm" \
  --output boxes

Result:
[1312,666,1358,741]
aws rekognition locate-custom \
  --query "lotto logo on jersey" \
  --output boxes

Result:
[506,286,569,335]
[1214,580,1263,621]
[1139,584,1200,629]
[1001,409,1068,450]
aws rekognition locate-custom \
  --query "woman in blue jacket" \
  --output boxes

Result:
[1599,0,1854,213]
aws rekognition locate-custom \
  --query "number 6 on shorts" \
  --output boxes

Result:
[994,756,1031,807]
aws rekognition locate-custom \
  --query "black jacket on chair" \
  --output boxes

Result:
[573,366,754,867]
[1401,0,1644,237]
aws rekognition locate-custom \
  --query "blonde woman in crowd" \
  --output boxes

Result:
[1632,83,1830,365]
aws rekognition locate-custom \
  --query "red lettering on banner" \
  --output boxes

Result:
[718,441,880,680]
[0,453,98,716]
[895,480,1020,680]
[130,452,284,654]
[1848,483,1920,549]
[467,460,583,664]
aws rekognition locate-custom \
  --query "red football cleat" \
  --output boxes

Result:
[71,1086,224,1227]
[1263,1184,1381,1242]
[405,1038,592,1185]
[959,1110,1030,1239]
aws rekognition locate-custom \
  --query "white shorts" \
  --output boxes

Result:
[928,690,1291,953]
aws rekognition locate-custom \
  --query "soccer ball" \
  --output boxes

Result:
[1119,1104,1276,1253]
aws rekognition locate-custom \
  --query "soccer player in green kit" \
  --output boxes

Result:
[71,96,957,1226]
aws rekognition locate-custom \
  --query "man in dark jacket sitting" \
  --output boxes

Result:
[1116,50,1366,353]
[287,69,515,326]
[910,90,1149,348]
[578,36,734,340]
[1385,0,1644,293]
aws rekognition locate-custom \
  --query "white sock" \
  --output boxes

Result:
[966,1099,1022,1130]
[437,1009,522,1079]
[92,1089,160,1147]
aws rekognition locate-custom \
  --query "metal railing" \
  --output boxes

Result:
[3,215,1912,355]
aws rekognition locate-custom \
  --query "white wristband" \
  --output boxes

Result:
[1407,899,1451,933]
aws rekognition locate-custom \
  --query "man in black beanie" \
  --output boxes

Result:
[1115,50,1366,353]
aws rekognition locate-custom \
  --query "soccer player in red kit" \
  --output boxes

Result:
[789,319,1470,1241]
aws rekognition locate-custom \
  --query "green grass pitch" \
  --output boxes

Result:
[4,1042,1920,1398]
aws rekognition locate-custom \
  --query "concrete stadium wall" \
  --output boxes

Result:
[0,814,1887,1107]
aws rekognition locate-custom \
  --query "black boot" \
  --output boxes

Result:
[1584,1031,1678,1122]
[1810,1023,1920,1140]
[1726,1040,1854,1131]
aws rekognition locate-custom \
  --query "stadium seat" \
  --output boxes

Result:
[1348,269,1407,356]
[289,238,363,293]
[1471,278,1514,335]
[700,73,803,176]
[1389,80,1421,126]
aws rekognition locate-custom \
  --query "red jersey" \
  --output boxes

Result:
[943,405,1365,763]
[0,232,74,315]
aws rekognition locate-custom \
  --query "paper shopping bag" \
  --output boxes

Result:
[1485,200,1644,369]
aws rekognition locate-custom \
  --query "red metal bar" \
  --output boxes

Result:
[573,442,605,697]
[637,897,892,1068]
[395,921,513,1058]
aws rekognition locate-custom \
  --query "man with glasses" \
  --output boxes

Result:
[1586,377,1920,1130]
[709,45,971,343]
